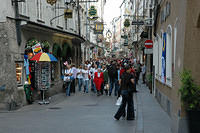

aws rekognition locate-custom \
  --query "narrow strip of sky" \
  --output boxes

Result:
[104,0,123,30]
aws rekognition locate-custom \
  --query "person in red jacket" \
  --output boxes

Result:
[93,68,104,96]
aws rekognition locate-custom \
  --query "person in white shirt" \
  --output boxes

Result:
[64,65,72,96]
[77,65,84,92]
[83,65,90,93]
[70,64,77,93]
[90,64,97,93]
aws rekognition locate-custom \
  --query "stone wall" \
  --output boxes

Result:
[0,19,26,110]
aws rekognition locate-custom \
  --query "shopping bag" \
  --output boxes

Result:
[115,96,122,106]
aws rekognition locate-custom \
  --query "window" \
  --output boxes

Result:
[166,26,172,86]
[153,36,159,79]
[16,63,23,85]
[158,31,163,80]
[174,22,177,71]
[19,1,28,16]
[36,0,43,20]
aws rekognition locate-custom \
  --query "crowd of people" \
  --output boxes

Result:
[63,58,145,97]
[63,58,146,120]
[63,58,146,96]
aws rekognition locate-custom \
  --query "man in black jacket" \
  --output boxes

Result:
[108,61,118,96]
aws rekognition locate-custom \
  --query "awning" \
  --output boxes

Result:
[19,18,85,43]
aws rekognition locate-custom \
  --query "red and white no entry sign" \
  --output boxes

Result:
[145,40,153,48]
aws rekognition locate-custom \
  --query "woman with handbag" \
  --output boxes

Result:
[114,65,135,120]
[64,65,72,96]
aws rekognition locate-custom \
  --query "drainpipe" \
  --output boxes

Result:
[77,0,81,36]
[14,0,22,46]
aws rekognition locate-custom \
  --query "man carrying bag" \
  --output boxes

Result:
[114,65,135,120]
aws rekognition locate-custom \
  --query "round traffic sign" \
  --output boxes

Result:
[145,40,153,48]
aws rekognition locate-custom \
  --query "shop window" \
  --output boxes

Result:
[16,63,23,86]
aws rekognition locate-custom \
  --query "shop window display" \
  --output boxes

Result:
[16,63,23,85]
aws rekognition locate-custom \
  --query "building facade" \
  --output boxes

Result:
[0,0,86,110]
[153,0,200,132]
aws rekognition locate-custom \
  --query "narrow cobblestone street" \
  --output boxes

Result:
[0,79,171,133]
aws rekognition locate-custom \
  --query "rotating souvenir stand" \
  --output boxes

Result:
[35,62,51,105]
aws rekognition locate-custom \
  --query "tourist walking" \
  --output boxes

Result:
[114,65,135,120]
[83,65,90,93]
[77,65,84,92]
[93,68,104,96]
[64,65,72,96]
[108,61,118,96]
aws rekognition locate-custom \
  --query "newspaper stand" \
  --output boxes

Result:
[30,52,57,105]
[35,62,51,105]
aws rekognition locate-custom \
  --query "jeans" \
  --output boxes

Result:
[91,79,97,93]
[114,90,135,120]
[109,79,118,96]
[84,80,89,93]
[70,79,75,93]
[65,81,71,96]
[78,78,84,91]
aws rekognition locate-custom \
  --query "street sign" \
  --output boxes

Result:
[132,21,144,25]
[144,48,153,54]
[145,40,153,48]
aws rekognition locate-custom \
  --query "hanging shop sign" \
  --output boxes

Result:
[94,22,104,34]
[32,43,43,55]
[124,38,128,46]
[106,30,112,39]
[46,0,57,5]
[89,6,97,17]
[88,5,98,21]
[160,1,171,24]
[124,19,130,27]
[144,40,153,48]
[64,9,73,19]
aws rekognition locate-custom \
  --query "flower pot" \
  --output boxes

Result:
[187,110,200,133]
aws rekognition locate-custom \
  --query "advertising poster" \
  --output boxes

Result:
[32,43,42,55]
[161,33,166,83]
